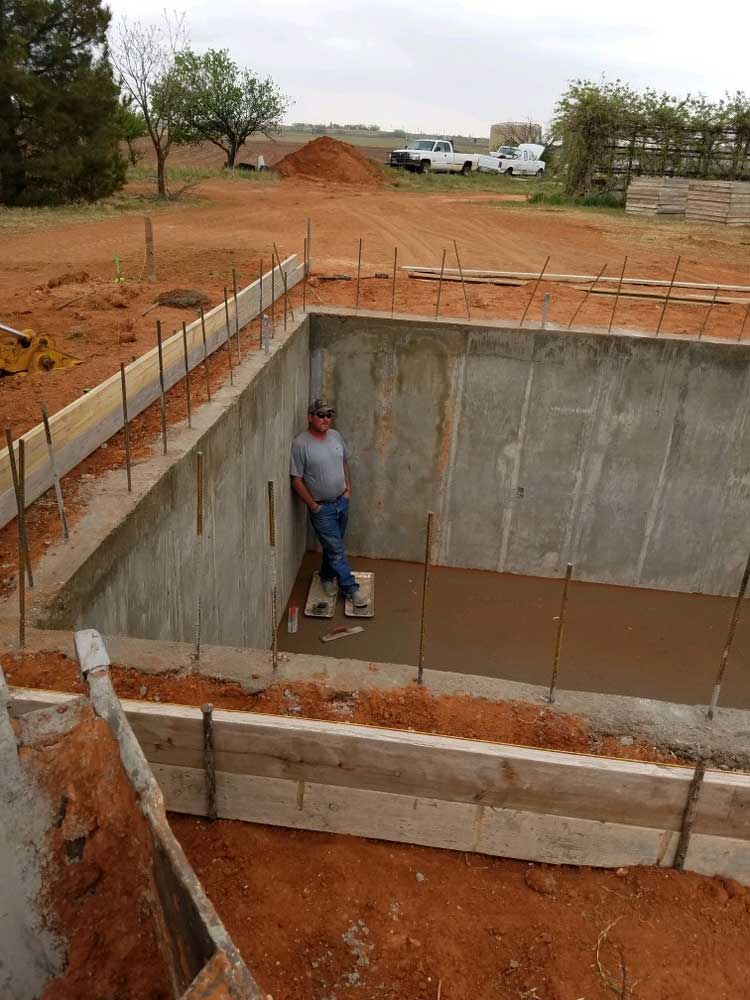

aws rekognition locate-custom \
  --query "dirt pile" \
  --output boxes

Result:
[274,136,384,187]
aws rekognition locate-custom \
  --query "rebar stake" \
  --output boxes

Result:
[156,320,167,454]
[201,703,217,821]
[738,301,750,343]
[303,237,308,312]
[199,307,211,401]
[698,285,720,340]
[232,268,241,355]
[569,262,608,330]
[391,247,398,317]
[547,562,573,704]
[17,438,26,648]
[707,549,750,719]
[119,363,132,492]
[417,511,435,685]
[181,322,192,428]
[194,451,204,662]
[673,758,707,869]
[268,481,279,671]
[453,240,471,321]
[40,402,69,540]
[5,426,33,587]
[435,249,447,319]
[520,254,550,327]
[655,256,681,336]
[355,238,363,313]
[222,292,234,384]
[274,242,293,326]
[608,256,628,333]
[258,258,264,348]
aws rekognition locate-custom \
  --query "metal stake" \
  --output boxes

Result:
[181,322,192,428]
[274,242,293,325]
[222,294,234,385]
[200,307,211,401]
[608,256,628,333]
[391,247,398,317]
[548,562,573,704]
[40,402,68,540]
[738,301,750,343]
[435,249,447,319]
[520,254,551,327]
[707,549,750,719]
[698,285,720,340]
[194,451,204,662]
[655,256,681,336]
[355,238,362,312]
[569,262,608,330]
[224,287,239,364]
[18,439,26,648]
[156,320,167,454]
[119,363,132,492]
[268,480,279,671]
[673,758,706,869]
[232,268,241,355]
[417,511,434,684]
[4,427,33,587]
[201,703,217,821]
[454,240,471,321]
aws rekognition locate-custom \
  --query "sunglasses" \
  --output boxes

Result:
[314,410,335,419]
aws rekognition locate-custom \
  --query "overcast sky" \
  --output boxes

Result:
[109,0,749,136]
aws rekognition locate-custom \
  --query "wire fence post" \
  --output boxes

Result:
[707,549,750,719]
[40,402,69,540]
[417,511,435,685]
[548,562,573,704]
[119,363,132,492]
[156,319,167,454]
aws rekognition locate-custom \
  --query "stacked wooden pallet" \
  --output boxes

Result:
[626,176,689,216]
[687,180,750,226]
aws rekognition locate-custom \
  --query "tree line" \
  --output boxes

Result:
[552,79,750,196]
[0,2,290,205]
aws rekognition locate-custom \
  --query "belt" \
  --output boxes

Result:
[314,493,344,504]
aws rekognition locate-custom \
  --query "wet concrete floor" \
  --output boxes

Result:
[280,551,750,708]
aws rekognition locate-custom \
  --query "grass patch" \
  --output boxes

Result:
[127,163,279,186]
[528,189,624,210]
[0,190,177,234]
[390,170,560,196]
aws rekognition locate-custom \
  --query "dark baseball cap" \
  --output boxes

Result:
[308,397,336,415]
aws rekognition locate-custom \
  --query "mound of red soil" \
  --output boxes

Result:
[274,136,383,187]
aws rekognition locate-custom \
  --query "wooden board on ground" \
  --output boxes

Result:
[345,571,375,618]
[304,571,336,618]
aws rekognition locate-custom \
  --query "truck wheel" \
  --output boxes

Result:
[505,167,514,176]
[460,162,472,176]
[536,168,544,177]
[419,160,431,174]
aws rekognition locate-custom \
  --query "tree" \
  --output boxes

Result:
[0,0,125,205]
[110,13,188,198]
[170,49,290,167]
[115,95,147,167]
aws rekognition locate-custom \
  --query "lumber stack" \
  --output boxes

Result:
[687,180,750,226]
[626,176,689,216]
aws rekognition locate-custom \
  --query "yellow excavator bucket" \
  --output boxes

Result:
[0,323,80,376]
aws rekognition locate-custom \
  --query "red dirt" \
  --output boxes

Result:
[2,650,683,764]
[21,702,171,999]
[171,815,750,1000]
[274,136,384,187]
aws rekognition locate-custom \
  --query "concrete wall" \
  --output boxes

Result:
[40,320,310,647]
[310,311,750,596]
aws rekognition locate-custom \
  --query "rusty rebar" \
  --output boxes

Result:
[181,321,192,429]
[200,307,211,401]
[40,402,68,540]
[608,256,628,333]
[4,427,33,587]
[454,240,471,321]
[548,562,573,703]
[156,319,167,454]
[520,255,551,327]
[569,262,608,330]
[268,480,278,670]
[655,256,681,336]
[201,703,217,821]
[391,247,398,317]
[417,511,435,684]
[707,549,750,719]
[435,249,447,319]
[673,758,707,869]
[119,363,132,492]
[18,438,26,647]
[355,238,362,313]
[232,267,241,355]
[738,301,750,342]
[194,450,204,661]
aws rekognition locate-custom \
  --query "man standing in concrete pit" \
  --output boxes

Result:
[290,398,368,608]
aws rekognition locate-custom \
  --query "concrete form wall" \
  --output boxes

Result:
[43,321,310,647]
[310,311,750,596]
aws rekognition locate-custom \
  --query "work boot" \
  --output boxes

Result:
[321,577,338,598]
[352,588,369,609]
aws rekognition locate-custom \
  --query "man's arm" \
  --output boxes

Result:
[291,475,320,512]
[343,460,352,498]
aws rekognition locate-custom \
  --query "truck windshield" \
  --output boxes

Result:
[406,141,436,151]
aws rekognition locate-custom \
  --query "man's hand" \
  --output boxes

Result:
[343,488,351,499]
[310,501,321,513]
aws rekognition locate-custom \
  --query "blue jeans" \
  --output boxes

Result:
[310,496,358,596]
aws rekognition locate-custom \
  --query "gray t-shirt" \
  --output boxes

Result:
[290,429,350,501]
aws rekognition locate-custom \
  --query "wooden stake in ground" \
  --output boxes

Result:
[355,238,363,313]
[155,320,168,455]
[181,322,192,429]
[144,216,156,282]
[707,549,750,719]
[40,402,69,540]
[698,285,720,340]
[119,363,132,493]
[548,562,573,704]
[201,702,217,821]
[435,249,447,319]
[520,255,551,327]
[17,438,26,648]
[568,262,608,330]
[417,511,435,685]
[4,427,33,587]
[655,256,681,336]
[673,757,706,869]
[608,256,628,333]
[199,307,211,401]
[268,480,279,671]
[194,450,204,662]
[391,247,398,317]
[453,240,471,321]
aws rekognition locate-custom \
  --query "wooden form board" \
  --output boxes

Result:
[0,256,304,530]
[10,687,750,878]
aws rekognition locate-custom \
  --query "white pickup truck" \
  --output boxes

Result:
[389,139,479,175]
[477,143,546,176]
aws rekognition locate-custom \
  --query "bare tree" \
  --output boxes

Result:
[110,13,188,198]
